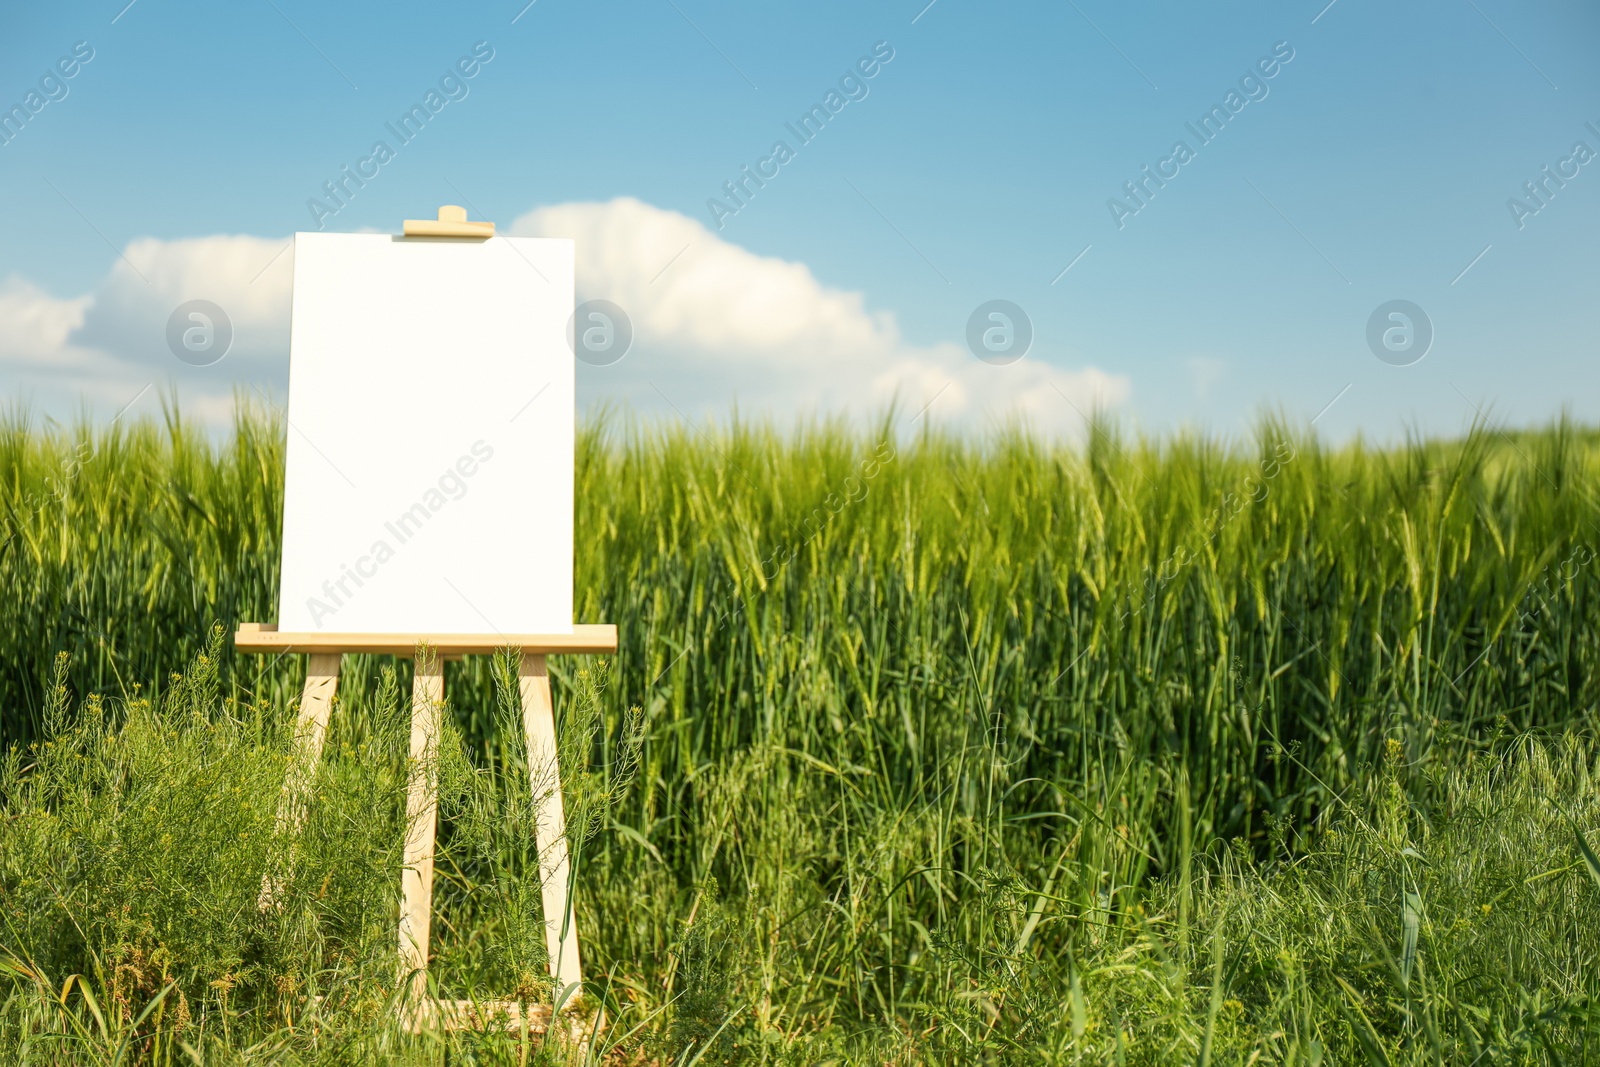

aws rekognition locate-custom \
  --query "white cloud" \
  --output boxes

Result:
[1,198,1129,430]
[0,276,159,412]
[0,277,93,368]
[72,234,293,369]
[513,197,1130,428]
[0,234,293,420]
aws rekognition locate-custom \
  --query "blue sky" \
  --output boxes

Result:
[2,0,1597,440]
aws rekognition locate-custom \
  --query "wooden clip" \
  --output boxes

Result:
[403,205,495,239]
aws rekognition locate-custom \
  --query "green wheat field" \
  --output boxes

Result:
[2,402,1599,1065]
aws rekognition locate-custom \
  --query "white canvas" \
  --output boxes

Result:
[277,232,575,634]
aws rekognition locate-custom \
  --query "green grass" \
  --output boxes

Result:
[2,401,1599,1063]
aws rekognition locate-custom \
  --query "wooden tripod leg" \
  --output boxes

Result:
[399,650,444,1014]
[258,652,341,910]
[519,654,584,995]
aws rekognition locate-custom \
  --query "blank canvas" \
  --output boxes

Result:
[277,232,574,634]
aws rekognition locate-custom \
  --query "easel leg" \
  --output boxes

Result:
[399,650,444,1016]
[519,654,585,995]
[259,652,341,910]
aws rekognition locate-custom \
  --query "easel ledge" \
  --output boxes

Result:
[235,622,617,657]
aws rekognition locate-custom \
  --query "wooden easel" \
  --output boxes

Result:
[245,201,603,1036]
[238,623,617,1034]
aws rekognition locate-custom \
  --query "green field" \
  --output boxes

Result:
[2,404,1599,1064]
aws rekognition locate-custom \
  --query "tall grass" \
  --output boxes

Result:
[2,403,1599,1062]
